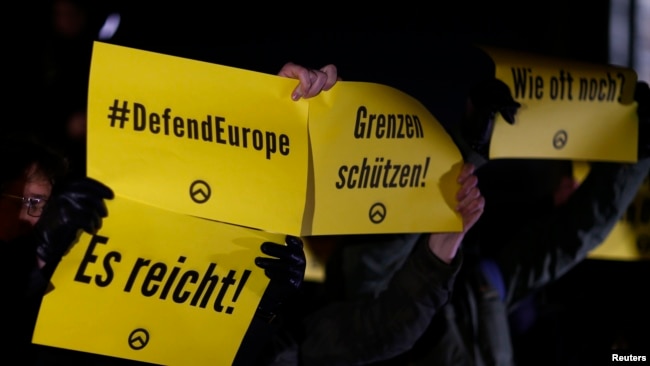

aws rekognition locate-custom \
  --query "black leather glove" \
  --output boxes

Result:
[461,78,521,158]
[253,235,306,322]
[34,177,114,277]
[636,81,650,159]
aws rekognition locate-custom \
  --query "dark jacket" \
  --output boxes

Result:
[264,234,462,366]
[289,157,650,366]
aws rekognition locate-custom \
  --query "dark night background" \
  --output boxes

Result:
[5,0,620,139]
[3,0,648,363]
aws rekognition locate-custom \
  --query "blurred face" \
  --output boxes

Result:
[53,0,88,38]
[0,164,53,241]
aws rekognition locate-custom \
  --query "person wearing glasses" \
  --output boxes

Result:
[0,134,113,362]
[1,194,49,217]
[0,61,337,365]
[1,182,52,242]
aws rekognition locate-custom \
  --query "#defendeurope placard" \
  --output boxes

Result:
[33,42,466,366]
[85,42,464,236]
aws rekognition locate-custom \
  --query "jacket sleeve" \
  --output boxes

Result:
[495,157,650,308]
[299,235,462,366]
[1,236,50,358]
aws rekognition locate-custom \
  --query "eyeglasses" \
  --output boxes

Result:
[1,194,48,217]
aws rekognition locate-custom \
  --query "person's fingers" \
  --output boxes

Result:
[278,62,339,100]
[457,163,476,184]
[319,64,338,90]
[285,235,304,250]
[277,62,302,78]
[290,86,303,101]
[255,256,277,269]
[302,69,328,98]
[277,62,311,100]
[260,241,290,259]
[458,192,485,213]
[456,174,478,201]
[289,69,328,100]
[291,71,312,100]
[85,213,103,233]
[456,186,481,210]
[82,177,115,199]
[461,208,484,231]
[458,195,485,230]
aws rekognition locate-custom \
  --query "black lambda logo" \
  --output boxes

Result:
[189,180,211,204]
[553,130,568,149]
[128,328,150,350]
[369,203,387,224]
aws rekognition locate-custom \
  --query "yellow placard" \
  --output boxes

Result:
[308,82,463,234]
[572,162,650,261]
[590,220,650,260]
[87,42,310,236]
[483,47,639,162]
[34,42,466,364]
[33,197,284,365]
[88,42,463,236]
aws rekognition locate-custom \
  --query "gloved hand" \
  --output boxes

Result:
[461,78,521,158]
[636,81,650,159]
[34,177,114,276]
[254,235,306,322]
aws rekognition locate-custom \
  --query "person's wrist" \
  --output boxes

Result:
[427,232,463,264]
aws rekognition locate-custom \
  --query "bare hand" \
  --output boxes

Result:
[277,62,338,100]
[456,163,484,232]
[427,163,485,263]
